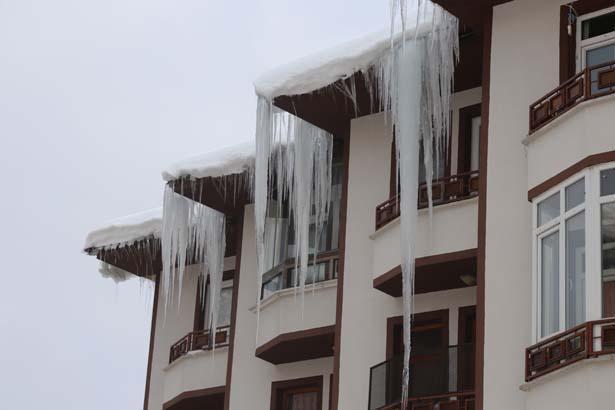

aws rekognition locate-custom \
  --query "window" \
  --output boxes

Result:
[578,7,615,93]
[271,377,323,410]
[195,278,233,331]
[534,165,615,341]
[534,177,586,339]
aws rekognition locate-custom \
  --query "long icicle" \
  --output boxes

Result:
[161,185,226,337]
[385,1,459,406]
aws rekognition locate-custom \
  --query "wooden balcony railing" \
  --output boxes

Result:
[260,250,339,300]
[169,325,231,364]
[529,58,615,133]
[525,318,615,382]
[378,392,475,410]
[375,171,480,230]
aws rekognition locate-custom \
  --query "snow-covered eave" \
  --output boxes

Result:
[161,141,255,213]
[84,208,163,280]
[254,23,433,101]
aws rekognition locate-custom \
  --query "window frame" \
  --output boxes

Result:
[532,163,615,343]
[533,172,589,342]
[576,5,615,71]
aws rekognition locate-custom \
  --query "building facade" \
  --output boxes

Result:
[85,1,615,409]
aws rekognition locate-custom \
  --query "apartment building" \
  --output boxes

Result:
[84,1,615,409]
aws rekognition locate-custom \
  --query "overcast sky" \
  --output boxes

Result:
[0,1,389,409]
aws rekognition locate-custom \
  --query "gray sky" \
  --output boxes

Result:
[0,1,388,408]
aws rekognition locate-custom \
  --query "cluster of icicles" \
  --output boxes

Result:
[252,0,458,405]
[160,185,227,336]
[254,101,334,340]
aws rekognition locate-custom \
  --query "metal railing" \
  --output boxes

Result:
[260,251,339,300]
[525,318,615,381]
[368,344,475,410]
[169,325,231,363]
[375,171,480,230]
[529,58,615,133]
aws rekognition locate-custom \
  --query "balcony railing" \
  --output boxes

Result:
[169,326,231,364]
[529,59,615,133]
[375,171,480,230]
[260,250,339,300]
[525,318,615,382]
[368,344,475,410]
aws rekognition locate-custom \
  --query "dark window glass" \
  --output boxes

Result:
[601,203,615,317]
[582,11,615,40]
[601,168,615,197]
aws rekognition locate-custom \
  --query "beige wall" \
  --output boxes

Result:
[486,1,565,409]
[147,261,234,410]
[227,204,333,410]
[337,111,478,409]
[526,95,615,190]
[254,280,337,347]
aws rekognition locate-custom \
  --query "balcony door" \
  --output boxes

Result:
[389,310,449,399]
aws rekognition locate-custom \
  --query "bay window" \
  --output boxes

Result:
[578,7,615,94]
[534,164,615,341]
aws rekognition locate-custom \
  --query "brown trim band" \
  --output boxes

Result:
[162,386,226,410]
[142,273,160,410]
[475,6,492,410]
[270,376,323,410]
[331,127,351,410]
[528,150,615,201]
[223,211,244,410]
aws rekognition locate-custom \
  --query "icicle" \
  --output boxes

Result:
[384,1,459,406]
[253,97,333,343]
[160,185,226,336]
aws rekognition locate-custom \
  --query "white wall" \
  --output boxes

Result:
[147,259,234,410]
[371,199,478,279]
[255,280,337,347]
[227,205,334,410]
[337,112,478,409]
[485,1,565,409]
[526,95,615,190]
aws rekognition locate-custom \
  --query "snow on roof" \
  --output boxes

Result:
[84,207,162,251]
[162,140,255,182]
[254,22,431,99]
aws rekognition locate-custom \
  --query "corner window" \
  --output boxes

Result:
[535,177,586,339]
[534,165,615,341]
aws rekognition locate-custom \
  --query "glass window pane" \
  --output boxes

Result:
[538,193,560,226]
[582,11,615,40]
[566,178,585,211]
[470,116,481,171]
[541,231,560,338]
[602,203,615,317]
[586,43,615,94]
[566,212,586,329]
[217,287,232,326]
[601,169,615,197]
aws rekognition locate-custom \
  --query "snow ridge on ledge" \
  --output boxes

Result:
[162,140,255,182]
[254,23,431,99]
[84,207,162,251]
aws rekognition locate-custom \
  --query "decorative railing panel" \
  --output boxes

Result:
[529,59,615,133]
[169,325,231,363]
[375,171,480,230]
[525,318,615,381]
[260,251,339,300]
[369,344,475,410]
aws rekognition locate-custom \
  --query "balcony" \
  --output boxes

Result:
[525,318,615,382]
[375,171,479,231]
[369,344,475,410]
[529,59,615,134]
[169,326,231,363]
